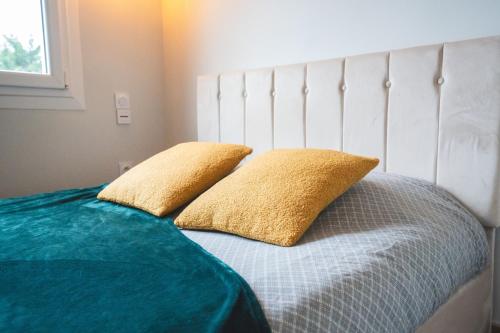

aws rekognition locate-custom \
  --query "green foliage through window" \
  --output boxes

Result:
[0,35,43,73]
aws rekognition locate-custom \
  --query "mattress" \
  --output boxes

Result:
[181,172,489,333]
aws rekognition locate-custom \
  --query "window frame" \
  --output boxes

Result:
[0,0,85,110]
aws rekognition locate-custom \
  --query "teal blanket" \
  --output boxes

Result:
[0,186,270,333]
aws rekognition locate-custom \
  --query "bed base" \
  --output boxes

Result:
[416,228,494,333]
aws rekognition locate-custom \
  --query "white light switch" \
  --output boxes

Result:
[117,109,131,124]
[115,92,130,109]
[115,92,131,125]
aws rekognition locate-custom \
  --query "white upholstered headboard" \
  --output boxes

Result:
[197,36,500,228]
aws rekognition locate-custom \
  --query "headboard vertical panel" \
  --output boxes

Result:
[386,45,441,182]
[437,37,500,227]
[197,76,220,142]
[343,52,389,171]
[305,59,344,150]
[274,65,306,148]
[245,69,274,157]
[219,73,245,144]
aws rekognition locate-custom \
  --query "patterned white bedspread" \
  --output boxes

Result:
[181,172,489,333]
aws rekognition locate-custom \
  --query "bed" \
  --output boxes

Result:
[1,36,499,332]
[196,35,500,332]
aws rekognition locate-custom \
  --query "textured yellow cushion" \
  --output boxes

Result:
[175,149,379,246]
[97,142,252,216]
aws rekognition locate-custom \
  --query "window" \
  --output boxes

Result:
[0,0,48,74]
[0,0,85,110]
[0,0,64,89]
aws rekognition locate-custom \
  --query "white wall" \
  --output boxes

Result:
[162,0,500,144]
[162,0,500,323]
[0,0,167,197]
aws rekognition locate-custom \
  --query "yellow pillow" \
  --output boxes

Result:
[175,149,378,246]
[97,142,252,216]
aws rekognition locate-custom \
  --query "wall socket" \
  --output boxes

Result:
[118,161,134,175]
